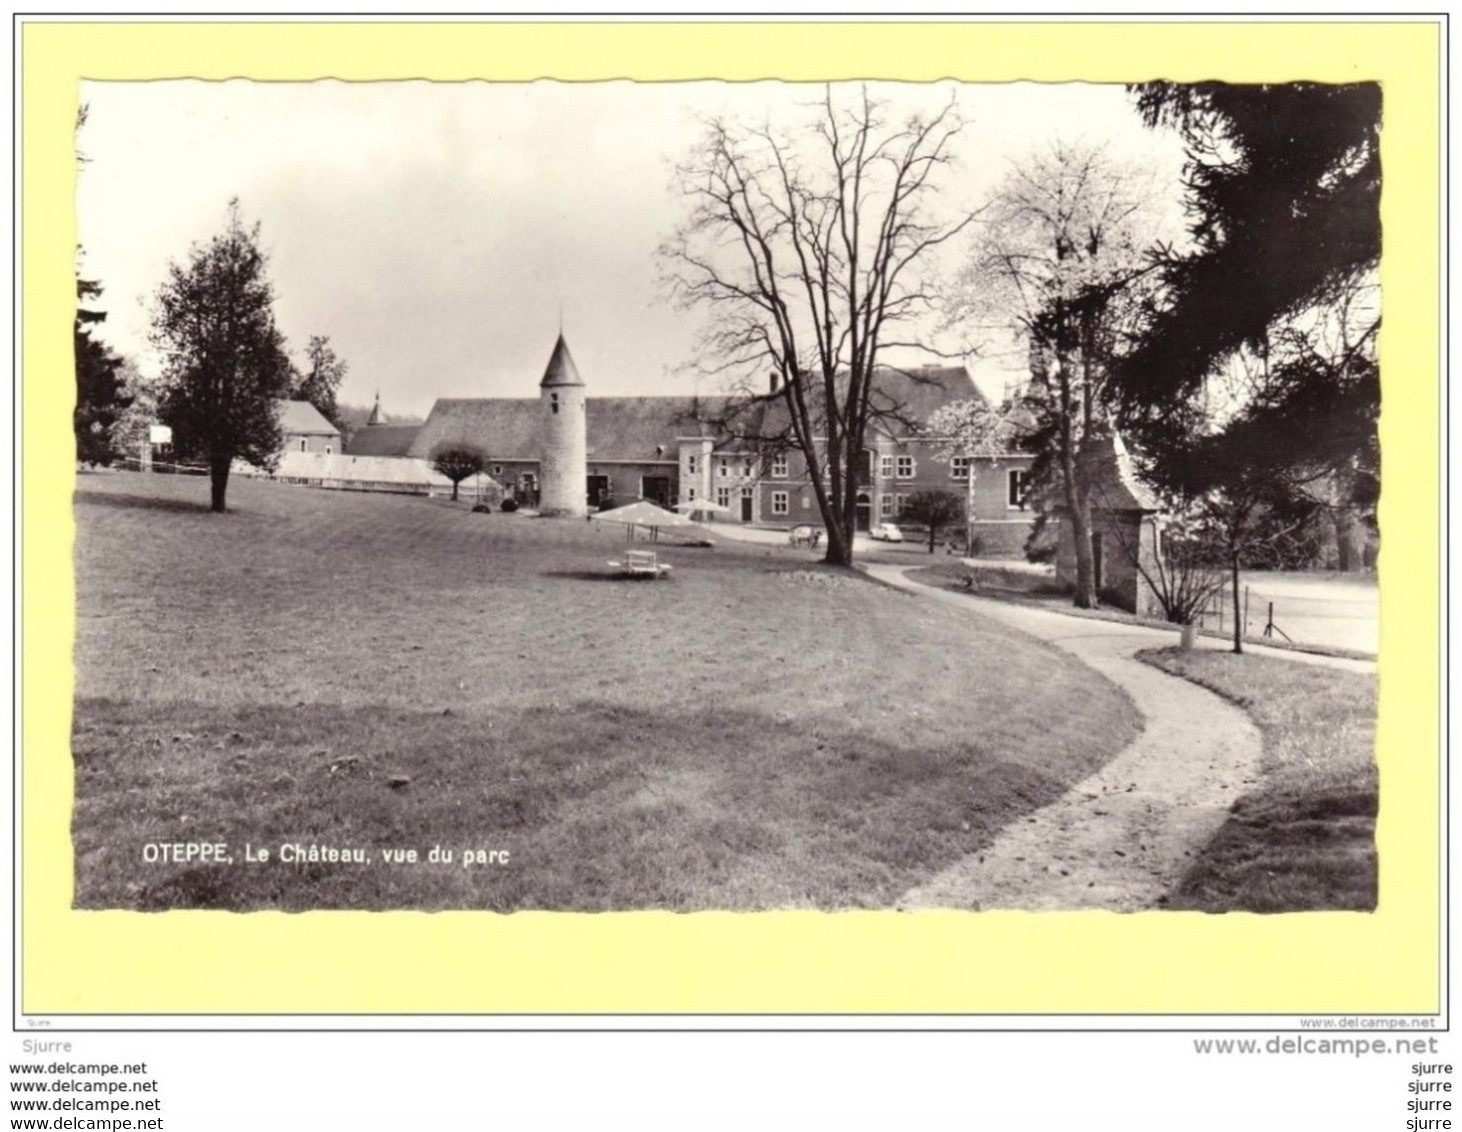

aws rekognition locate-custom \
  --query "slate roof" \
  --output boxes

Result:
[408,364,983,463]
[345,424,422,458]
[1049,433,1160,515]
[408,396,737,464]
[718,365,984,442]
[277,400,340,437]
[867,365,986,433]
[1091,433,1160,512]
[540,334,585,388]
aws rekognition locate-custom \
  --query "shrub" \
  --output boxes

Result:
[1024,525,1058,564]
[499,498,519,513]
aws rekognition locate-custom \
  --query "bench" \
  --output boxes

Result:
[607,549,674,579]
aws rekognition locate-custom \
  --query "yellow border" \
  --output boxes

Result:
[23,20,1441,1015]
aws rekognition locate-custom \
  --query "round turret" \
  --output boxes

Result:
[537,334,588,517]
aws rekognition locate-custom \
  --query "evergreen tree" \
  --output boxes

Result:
[1113,81,1381,484]
[74,277,131,466]
[152,201,292,512]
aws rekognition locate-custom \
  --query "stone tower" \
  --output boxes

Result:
[537,333,588,517]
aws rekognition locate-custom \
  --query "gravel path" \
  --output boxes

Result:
[862,565,1268,912]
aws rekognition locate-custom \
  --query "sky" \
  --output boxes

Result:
[77,79,1188,418]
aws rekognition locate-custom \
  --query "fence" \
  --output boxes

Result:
[1193,578,1378,655]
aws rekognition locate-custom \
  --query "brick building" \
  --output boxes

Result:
[407,337,1039,552]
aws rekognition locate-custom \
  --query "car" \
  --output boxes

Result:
[871,522,904,542]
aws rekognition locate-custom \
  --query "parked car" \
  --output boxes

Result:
[871,522,904,542]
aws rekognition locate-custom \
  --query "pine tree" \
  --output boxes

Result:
[74,277,131,466]
[152,201,292,512]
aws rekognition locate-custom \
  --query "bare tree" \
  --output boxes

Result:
[953,141,1169,606]
[662,86,977,567]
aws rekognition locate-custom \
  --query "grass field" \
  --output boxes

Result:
[1139,649,1377,913]
[72,471,1140,911]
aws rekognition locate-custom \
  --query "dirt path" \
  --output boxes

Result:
[862,565,1267,911]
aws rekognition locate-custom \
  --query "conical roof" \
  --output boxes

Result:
[366,392,386,426]
[539,334,585,389]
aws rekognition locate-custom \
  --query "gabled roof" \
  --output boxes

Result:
[277,399,340,437]
[540,334,585,389]
[407,364,981,463]
[345,424,421,458]
[716,365,983,443]
[408,396,735,464]
[867,365,986,433]
[1083,433,1160,513]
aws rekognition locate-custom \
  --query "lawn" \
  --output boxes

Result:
[72,471,1139,911]
[1139,649,1377,912]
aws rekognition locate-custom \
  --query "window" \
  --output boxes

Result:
[688,487,696,501]
[716,487,731,508]
[772,454,789,479]
[718,459,729,478]
[325,445,332,455]
[880,494,895,517]
[687,454,698,475]
[951,455,970,481]
[1008,469,1028,510]
[896,455,915,479]
[492,465,503,476]
[741,486,753,498]
[772,491,789,516]
[298,439,307,452]
[801,493,811,510]
[550,392,559,415]
[742,459,753,477]
[880,454,894,480]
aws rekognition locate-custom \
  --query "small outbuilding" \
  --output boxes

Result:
[278,400,342,455]
[1053,433,1163,615]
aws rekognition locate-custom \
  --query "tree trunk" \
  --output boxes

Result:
[1061,443,1096,609]
[928,524,936,554]
[823,521,853,567]
[1069,504,1097,609]
[1231,552,1243,654]
[209,457,230,514]
[451,480,459,502]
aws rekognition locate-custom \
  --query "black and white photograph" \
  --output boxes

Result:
[69,75,1381,916]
